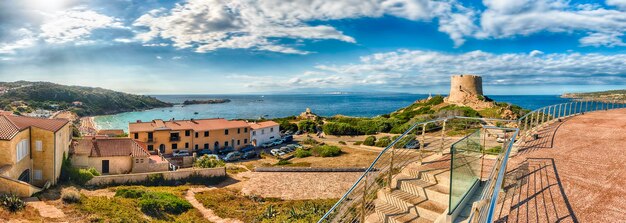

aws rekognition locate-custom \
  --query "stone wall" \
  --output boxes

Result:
[85,167,226,186]
[0,176,41,197]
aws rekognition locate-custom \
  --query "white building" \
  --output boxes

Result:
[248,121,280,147]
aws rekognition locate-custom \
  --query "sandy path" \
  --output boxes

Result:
[185,187,243,223]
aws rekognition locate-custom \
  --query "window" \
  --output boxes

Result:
[252,131,256,136]
[238,128,241,134]
[225,129,229,135]
[136,159,139,163]
[172,143,178,150]
[147,145,154,151]
[270,127,273,132]
[34,170,42,180]
[140,159,144,163]
[16,139,29,162]
[185,130,191,136]
[262,129,265,134]
[35,140,42,151]
[204,131,209,137]
[224,141,229,147]
[244,128,248,133]
[195,144,199,150]
[204,143,209,149]
[185,142,189,148]
[244,139,248,144]
[148,132,153,139]
[195,132,199,138]
[134,133,138,139]
[237,140,240,145]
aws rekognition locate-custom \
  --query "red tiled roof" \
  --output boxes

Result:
[0,115,69,140]
[72,138,150,158]
[248,121,279,130]
[129,118,249,132]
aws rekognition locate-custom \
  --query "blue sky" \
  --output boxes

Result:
[0,0,625,95]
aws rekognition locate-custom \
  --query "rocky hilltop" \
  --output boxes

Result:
[562,90,626,102]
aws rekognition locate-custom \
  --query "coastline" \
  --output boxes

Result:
[80,116,99,135]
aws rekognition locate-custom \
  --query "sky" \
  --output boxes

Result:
[0,0,625,95]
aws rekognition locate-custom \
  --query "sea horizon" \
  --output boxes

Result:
[94,93,572,131]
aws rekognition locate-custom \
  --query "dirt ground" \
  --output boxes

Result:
[238,171,362,200]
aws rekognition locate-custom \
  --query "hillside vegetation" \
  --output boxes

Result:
[319,95,527,136]
[0,81,171,116]
[562,89,626,101]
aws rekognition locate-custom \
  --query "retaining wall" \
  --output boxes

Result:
[85,167,226,186]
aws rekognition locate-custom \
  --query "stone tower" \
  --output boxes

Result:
[447,74,483,104]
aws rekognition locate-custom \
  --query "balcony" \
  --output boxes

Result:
[169,136,180,142]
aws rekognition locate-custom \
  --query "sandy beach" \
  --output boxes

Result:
[79,117,98,136]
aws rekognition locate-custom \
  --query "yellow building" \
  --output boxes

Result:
[129,118,251,154]
[0,114,71,196]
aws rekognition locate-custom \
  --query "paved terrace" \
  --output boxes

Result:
[494,109,626,222]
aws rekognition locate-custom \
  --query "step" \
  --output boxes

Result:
[375,200,420,223]
[403,167,450,186]
[397,178,449,204]
[378,190,446,221]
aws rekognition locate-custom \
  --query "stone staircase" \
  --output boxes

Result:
[366,161,451,223]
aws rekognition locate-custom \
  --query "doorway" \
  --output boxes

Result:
[102,160,110,174]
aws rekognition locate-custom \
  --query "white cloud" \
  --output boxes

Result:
[607,0,626,10]
[0,28,37,54]
[40,7,125,44]
[579,32,626,47]
[476,0,626,46]
[244,49,626,90]
[133,0,476,53]
[113,38,134,43]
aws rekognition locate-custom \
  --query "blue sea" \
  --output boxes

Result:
[94,94,572,131]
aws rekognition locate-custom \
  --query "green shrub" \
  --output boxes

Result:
[375,136,392,147]
[194,155,225,168]
[338,141,346,145]
[312,145,342,157]
[278,120,298,133]
[294,148,312,158]
[276,160,292,165]
[353,141,363,145]
[298,120,317,133]
[61,187,82,204]
[0,194,25,212]
[363,136,376,146]
[114,189,192,217]
[115,188,146,199]
[322,122,360,135]
[146,173,166,186]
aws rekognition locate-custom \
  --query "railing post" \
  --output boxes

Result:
[361,174,367,223]
[559,103,563,118]
[541,107,546,124]
[388,147,394,190]
[419,123,426,164]
[440,119,447,155]
[569,102,573,116]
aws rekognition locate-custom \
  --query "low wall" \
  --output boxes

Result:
[0,176,42,197]
[255,167,371,172]
[85,167,226,186]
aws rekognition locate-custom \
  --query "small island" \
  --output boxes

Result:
[182,99,231,105]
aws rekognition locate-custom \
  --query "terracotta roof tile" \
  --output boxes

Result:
[72,138,150,158]
[5,115,69,132]
[248,121,279,130]
[129,118,249,132]
[0,116,21,140]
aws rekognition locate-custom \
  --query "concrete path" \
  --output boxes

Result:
[495,108,626,222]
[185,187,243,223]
[27,200,65,219]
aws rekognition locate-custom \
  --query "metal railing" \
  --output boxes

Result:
[467,99,626,223]
[318,116,516,223]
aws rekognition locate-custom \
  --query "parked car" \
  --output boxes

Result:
[272,139,284,146]
[404,140,420,149]
[173,150,190,157]
[240,145,255,153]
[261,142,274,148]
[217,147,235,155]
[277,150,287,156]
[279,146,291,153]
[242,150,258,159]
[270,149,281,156]
[295,130,303,135]
[201,154,221,160]
[284,130,294,135]
[282,135,293,143]
[497,137,507,143]
[223,151,242,162]
[197,149,213,156]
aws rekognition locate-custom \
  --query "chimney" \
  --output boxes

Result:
[136,120,141,123]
